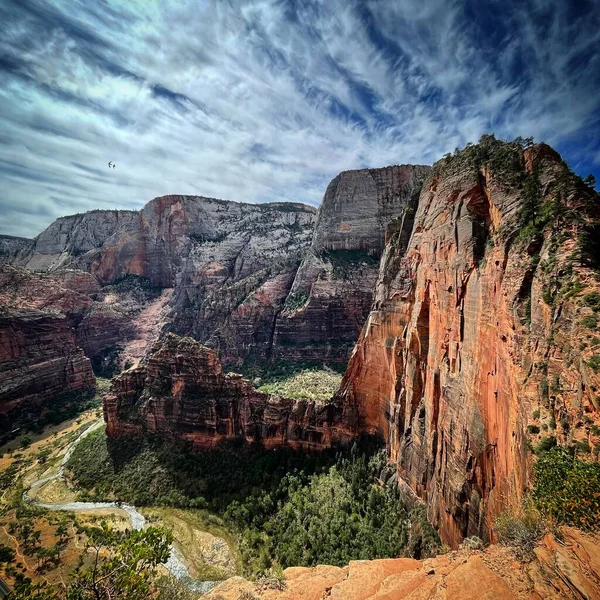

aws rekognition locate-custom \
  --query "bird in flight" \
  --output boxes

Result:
[108,161,116,169]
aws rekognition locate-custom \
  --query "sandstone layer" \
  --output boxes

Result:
[272,166,430,364]
[0,307,95,435]
[204,527,600,600]
[104,334,357,449]
[337,139,600,546]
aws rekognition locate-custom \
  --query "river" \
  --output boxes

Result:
[23,421,218,594]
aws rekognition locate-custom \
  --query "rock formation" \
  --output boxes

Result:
[337,138,600,546]
[2,179,443,368]
[0,307,95,435]
[272,166,430,364]
[203,526,600,600]
[104,334,357,449]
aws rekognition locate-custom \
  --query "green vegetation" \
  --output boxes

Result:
[284,291,309,311]
[324,249,378,279]
[582,315,598,329]
[532,446,600,529]
[534,435,556,455]
[494,500,545,559]
[66,432,439,576]
[583,291,600,310]
[6,524,171,600]
[0,389,98,442]
[527,425,540,434]
[257,367,342,401]
[586,354,600,373]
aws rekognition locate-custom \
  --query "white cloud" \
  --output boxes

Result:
[0,0,598,237]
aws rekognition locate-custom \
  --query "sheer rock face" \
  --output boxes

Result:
[0,308,95,434]
[104,334,358,449]
[272,166,431,364]
[337,143,600,547]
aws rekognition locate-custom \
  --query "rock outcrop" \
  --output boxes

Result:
[272,166,430,364]
[104,334,357,449]
[337,139,600,546]
[0,307,95,435]
[203,527,600,600]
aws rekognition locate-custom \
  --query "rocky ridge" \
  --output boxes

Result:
[272,166,430,364]
[104,333,357,449]
[0,307,95,435]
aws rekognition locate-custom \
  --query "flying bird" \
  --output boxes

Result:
[108,161,116,169]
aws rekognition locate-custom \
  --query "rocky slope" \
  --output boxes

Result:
[104,333,357,449]
[337,138,600,546]
[272,166,430,364]
[0,307,95,435]
[204,527,600,600]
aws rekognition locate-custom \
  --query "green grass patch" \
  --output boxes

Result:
[257,368,342,401]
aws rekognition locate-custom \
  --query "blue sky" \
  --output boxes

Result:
[1,0,599,238]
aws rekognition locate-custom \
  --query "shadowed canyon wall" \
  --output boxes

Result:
[337,140,600,546]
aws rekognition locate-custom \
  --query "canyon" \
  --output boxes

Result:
[2,138,600,557]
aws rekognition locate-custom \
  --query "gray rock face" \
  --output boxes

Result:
[271,165,431,364]
[1,168,432,370]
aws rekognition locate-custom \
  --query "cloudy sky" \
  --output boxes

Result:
[1,0,599,238]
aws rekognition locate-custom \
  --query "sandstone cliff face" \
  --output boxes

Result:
[338,140,600,546]
[163,199,316,365]
[104,334,357,449]
[0,307,95,434]
[272,166,430,364]
[3,196,318,367]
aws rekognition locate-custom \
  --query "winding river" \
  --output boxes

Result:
[23,421,218,594]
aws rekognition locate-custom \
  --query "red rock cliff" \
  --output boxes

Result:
[338,139,600,547]
[0,307,95,434]
[104,334,358,449]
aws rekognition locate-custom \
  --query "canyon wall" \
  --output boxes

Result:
[0,307,95,434]
[2,179,438,368]
[104,333,358,449]
[272,166,430,364]
[337,139,600,546]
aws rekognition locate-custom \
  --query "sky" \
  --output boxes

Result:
[0,0,599,238]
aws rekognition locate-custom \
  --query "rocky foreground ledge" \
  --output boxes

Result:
[204,527,600,600]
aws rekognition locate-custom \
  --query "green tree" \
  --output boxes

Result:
[6,525,172,600]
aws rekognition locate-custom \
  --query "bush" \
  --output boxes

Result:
[582,315,598,329]
[583,292,600,310]
[532,409,541,420]
[587,354,600,372]
[527,425,540,434]
[494,502,545,559]
[533,446,600,529]
[534,436,557,454]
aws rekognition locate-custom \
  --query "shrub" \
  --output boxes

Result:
[583,292,600,310]
[527,425,540,434]
[575,439,591,454]
[534,436,557,454]
[533,446,600,529]
[591,424,600,436]
[494,502,545,559]
[587,354,600,372]
[582,315,598,329]
[532,409,541,420]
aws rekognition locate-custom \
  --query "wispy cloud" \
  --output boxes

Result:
[0,0,599,237]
